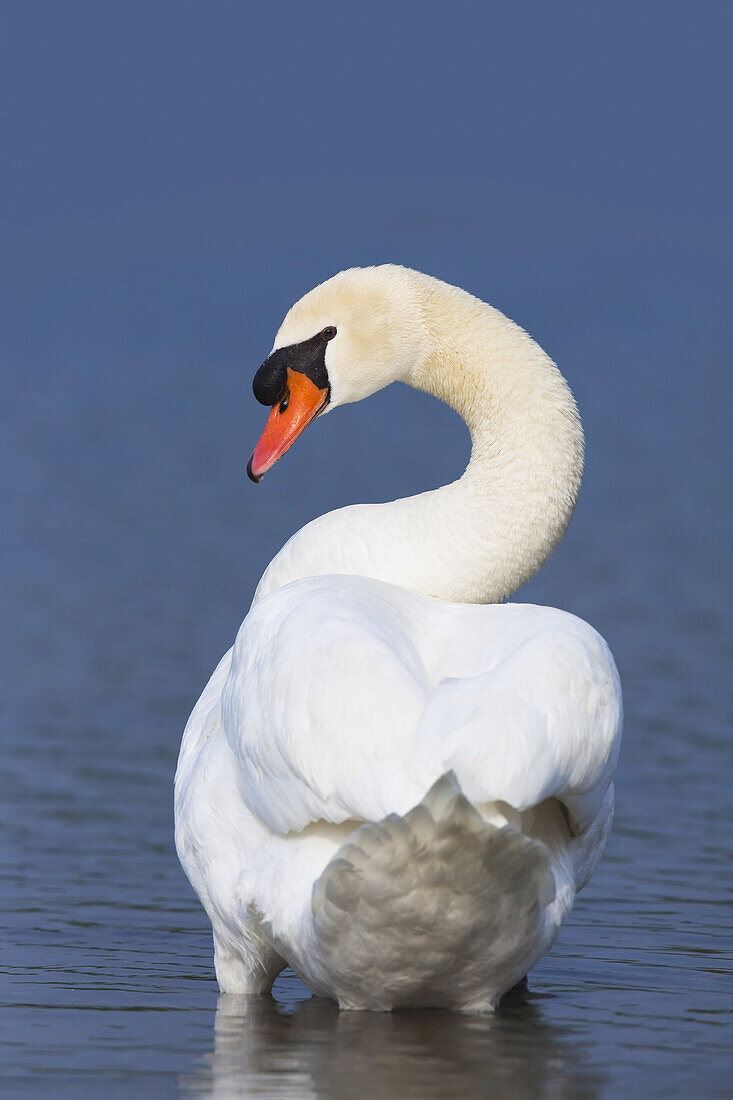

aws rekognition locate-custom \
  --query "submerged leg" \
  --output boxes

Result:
[213,928,286,994]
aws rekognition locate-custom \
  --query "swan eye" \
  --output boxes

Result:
[321,326,337,341]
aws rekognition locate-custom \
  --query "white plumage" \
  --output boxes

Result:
[175,266,622,1011]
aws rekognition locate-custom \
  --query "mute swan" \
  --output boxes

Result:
[175,265,622,1012]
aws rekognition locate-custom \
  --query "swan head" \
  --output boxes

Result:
[248,266,425,481]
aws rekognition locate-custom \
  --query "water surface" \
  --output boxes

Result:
[3,313,731,1095]
[2,5,732,1089]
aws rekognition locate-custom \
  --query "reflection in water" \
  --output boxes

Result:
[182,983,605,1100]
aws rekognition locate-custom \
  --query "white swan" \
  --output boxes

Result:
[175,265,622,1012]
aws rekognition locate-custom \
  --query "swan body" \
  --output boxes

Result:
[175,266,622,1011]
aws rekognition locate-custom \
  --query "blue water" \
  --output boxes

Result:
[4,254,731,1094]
[2,3,732,1096]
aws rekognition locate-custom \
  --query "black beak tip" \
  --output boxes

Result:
[246,456,262,484]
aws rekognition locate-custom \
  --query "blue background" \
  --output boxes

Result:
[3,3,731,1097]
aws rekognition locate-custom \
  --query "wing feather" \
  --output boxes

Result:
[218,576,622,840]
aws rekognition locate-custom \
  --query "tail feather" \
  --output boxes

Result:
[311,772,556,1011]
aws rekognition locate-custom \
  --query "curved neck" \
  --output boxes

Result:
[255,276,584,605]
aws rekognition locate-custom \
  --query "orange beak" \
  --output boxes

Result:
[247,368,329,482]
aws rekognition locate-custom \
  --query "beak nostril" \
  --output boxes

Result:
[279,395,290,414]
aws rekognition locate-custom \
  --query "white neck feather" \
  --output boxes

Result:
[255,270,584,605]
